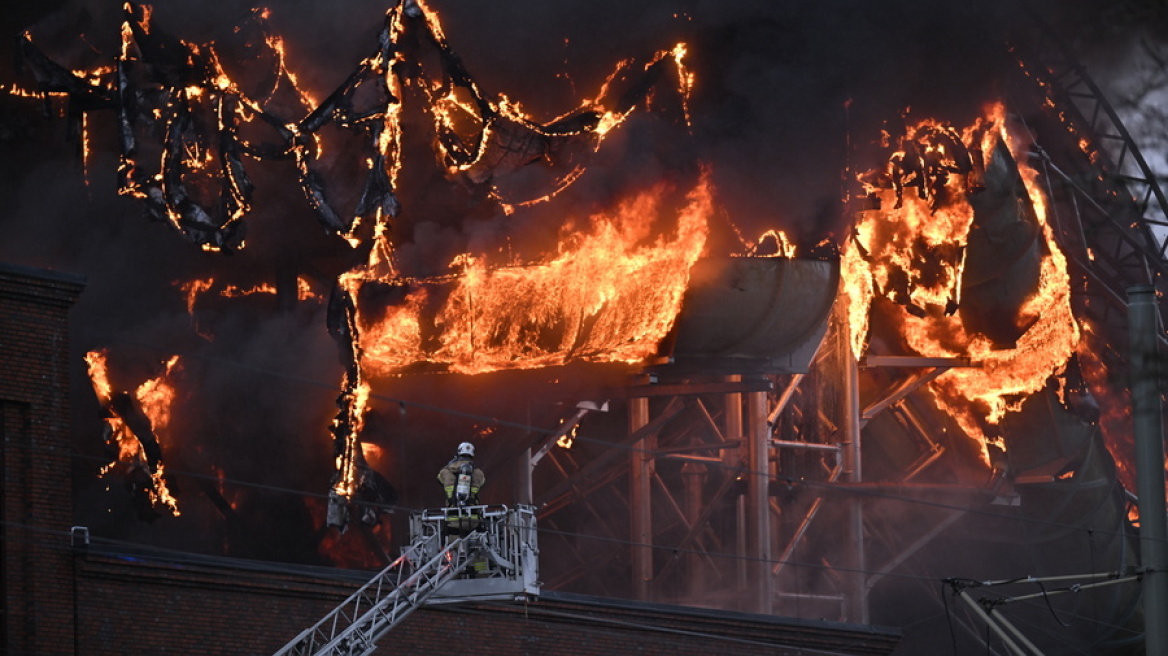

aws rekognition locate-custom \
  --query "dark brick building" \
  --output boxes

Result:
[1,262,84,655]
[1,262,900,655]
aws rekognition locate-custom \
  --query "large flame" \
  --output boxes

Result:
[23,0,702,531]
[843,103,1080,455]
[348,172,713,377]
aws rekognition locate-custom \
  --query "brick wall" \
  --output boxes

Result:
[0,263,85,656]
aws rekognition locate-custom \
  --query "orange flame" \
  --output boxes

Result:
[84,350,182,516]
[178,277,323,315]
[332,379,371,498]
[556,424,578,449]
[744,229,798,258]
[221,282,277,297]
[351,172,713,376]
[843,102,1080,458]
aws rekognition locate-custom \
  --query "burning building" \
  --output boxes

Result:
[2,0,1167,653]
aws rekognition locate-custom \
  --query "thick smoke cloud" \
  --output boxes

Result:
[0,0,1148,616]
[1,0,1119,271]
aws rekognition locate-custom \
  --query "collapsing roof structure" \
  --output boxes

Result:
[10,1,1168,652]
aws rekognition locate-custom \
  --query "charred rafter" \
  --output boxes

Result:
[888,123,984,211]
[17,0,691,250]
[31,1,700,541]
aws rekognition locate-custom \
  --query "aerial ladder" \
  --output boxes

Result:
[273,504,539,656]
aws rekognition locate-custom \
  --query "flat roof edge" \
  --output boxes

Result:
[0,261,87,287]
[540,589,902,637]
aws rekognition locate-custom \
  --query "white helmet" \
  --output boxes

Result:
[456,441,475,458]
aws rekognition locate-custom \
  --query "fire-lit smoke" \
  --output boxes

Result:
[3,0,1135,591]
[843,102,1080,460]
[14,0,703,525]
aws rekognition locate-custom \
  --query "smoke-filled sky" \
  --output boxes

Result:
[4,5,1168,656]
[0,0,1158,564]
[3,0,1136,257]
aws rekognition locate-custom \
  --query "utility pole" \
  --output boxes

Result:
[840,307,868,624]
[1128,284,1168,656]
[629,394,653,601]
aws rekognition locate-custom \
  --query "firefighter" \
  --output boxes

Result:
[437,442,490,576]
[438,441,485,507]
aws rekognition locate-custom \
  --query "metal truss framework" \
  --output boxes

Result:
[527,14,1165,650]
[530,330,983,624]
[1010,11,1168,351]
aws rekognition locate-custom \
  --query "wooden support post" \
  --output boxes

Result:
[629,395,653,600]
[746,388,772,614]
[681,461,708,597]
[841,315,868,624]
[723,376,746,592]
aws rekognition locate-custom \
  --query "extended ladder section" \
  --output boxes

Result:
[273,504,538,656]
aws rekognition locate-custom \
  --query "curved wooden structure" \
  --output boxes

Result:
[662,257,839,374]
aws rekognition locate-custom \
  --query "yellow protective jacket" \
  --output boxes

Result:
[437,457,485,504]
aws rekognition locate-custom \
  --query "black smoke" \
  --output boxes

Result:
[0,0,1151,642]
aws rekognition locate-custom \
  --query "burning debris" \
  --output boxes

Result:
[320,171,714,523]
[16,0,693,250]
[6,0,1162,650]
[24,0,1086,540]
[6,1,1162,650]
[886,120,985,210]
[18,0,698,530]
[84,350,182,521]
[346,174,713,377]
[844,102,1080,463]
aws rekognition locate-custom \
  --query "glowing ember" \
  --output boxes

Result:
[179,276,323,311]
[556,425,578,450]
[178,278,215,316]
[221,282,278,297]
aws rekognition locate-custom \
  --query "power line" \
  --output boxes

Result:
[0,430,1141,594]
[102,338,1155,548]
[0,522,886,655]
[0,475,1142,600]
[955,588,1144,654]
[451,603,871,656]
[6,440,1158,590]
[2,339,1151,613]
[103,338,1156,541]
[11,430,1155,556]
